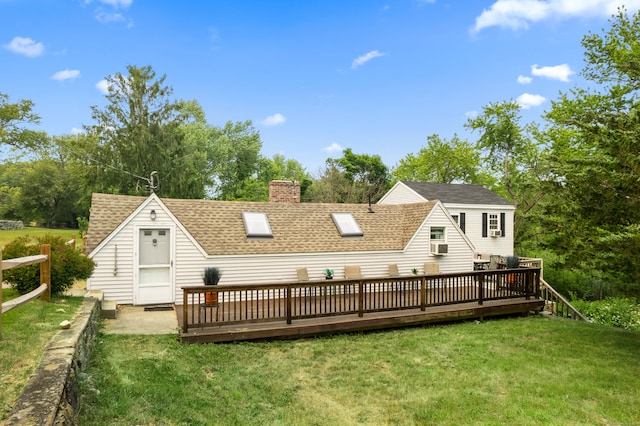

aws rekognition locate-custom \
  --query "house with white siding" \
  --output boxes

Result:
[85,181,476,306]
[378,181,515,257]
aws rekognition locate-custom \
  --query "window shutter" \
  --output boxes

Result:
[460,212,466,233]
[500,212,506,238]
[482,213,488,237]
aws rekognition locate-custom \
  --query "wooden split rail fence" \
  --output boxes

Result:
[0,244,52,338]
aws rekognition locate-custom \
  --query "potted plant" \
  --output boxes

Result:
[324,268,334,280]
[203,267,221,306]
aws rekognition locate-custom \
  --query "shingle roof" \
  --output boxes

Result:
[86,193,438,256]
[401,181,513,206]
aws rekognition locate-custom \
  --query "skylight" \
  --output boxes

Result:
[331,213,363,237]
[242,212,273,238]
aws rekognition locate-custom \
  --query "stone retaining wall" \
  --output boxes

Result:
[6,297,101,426]
[0,220,24,231]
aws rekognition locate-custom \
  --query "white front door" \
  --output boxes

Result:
[137,228,173,304]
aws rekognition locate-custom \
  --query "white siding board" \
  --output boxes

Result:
[377,182,424,205]
[379,184,516,257]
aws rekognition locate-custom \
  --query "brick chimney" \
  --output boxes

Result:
[269,180,300,203]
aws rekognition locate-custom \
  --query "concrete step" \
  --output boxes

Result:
[101,299,117,319]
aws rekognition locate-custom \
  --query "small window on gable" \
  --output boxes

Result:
[242,212,273,238]
[451,215,459,224]
[430,227,445,241]
[331,213,363,237]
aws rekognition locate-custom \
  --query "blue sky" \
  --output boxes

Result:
[2,0,639,173]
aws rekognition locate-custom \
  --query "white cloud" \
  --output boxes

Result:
[465,110,478,118]
[324,142,343,153]
[531,63,574,82]
[99,0,133,8]
[517,75,532,84]
[96,11,125,23]
[95,79,111,94]
[71,127,84,135]
[472,0,640,33]
[517,92,546,109]
[3,36,44,57]
[51,69,80,81]
[351,50,386,69]
[261,113,287,127]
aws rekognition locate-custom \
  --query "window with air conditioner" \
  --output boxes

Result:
[430,227,447,255]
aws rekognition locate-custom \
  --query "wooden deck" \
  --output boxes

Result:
[178,268,544,343]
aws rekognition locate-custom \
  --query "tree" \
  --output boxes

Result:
[85,65,207,198]
[544,8,640,295]
[466,101,550,246]
[0,92,45,149]
[391,133,493,185]
[307,148,390,203]
[207,120,263,200]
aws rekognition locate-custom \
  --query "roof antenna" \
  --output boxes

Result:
[147,171,158,194]
[368,194,374,213]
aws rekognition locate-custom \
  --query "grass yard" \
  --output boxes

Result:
[0,293,84,421]
[0,227,81,249]
[78,316,640,425]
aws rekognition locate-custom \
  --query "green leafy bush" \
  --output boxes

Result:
[2,234,95,295]
[544,267,613,301]
[572,297,640,331]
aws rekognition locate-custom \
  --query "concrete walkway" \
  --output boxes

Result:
[102,305,179,335]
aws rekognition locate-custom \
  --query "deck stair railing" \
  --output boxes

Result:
[539,278,589,322]
[182,267,541,333]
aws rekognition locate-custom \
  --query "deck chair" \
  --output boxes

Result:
[344,265,361,279]
[424,263,440,275]
[489,255,500,270]
[388,264,399,276]
[296,267,309,281]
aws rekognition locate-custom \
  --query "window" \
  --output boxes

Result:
[331,213,363,237]
[489,214,499,230]
[451,214,458,224]
[430,227,445,241]
[242,212,273,238]
[482,212,506,238]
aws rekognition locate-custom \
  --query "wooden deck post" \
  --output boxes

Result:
[39,244,51,302]
[183,289,189,333]
[286,285,292,324]
[420,277,426,311]
[478,273,484,305]
[358,281,364,317]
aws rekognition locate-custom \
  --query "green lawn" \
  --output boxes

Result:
[0,227,81,248]
[78,316,640,425]
[0,294,84,421]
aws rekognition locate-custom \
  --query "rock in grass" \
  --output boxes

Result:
[60,320,71,329]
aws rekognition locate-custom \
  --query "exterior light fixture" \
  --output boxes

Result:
[150,209,156,221]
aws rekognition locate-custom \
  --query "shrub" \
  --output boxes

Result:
[572,297,640,331]
[2,234,95,295]
[544,267,613,301]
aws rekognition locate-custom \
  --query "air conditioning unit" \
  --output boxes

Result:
[430,243,448,255]
[490,229,502,237]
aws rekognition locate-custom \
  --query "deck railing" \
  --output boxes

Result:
[539,278,589,321]
[182,268,541,332]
